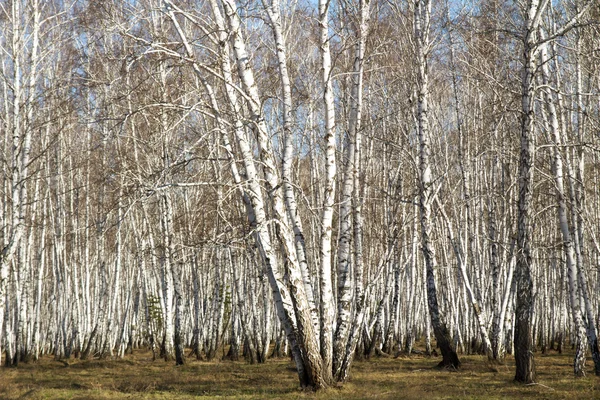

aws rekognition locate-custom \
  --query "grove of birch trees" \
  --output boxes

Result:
[1,0,600,389]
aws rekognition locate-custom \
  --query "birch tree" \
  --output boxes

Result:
[514,0,594,382]
[413,0,460,369]
[538,34,587,376]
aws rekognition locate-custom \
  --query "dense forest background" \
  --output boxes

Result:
[1,0,600,388]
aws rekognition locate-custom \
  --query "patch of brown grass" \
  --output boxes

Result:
[0,349,598,399]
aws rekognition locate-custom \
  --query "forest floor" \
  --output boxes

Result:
[0,348,599,399]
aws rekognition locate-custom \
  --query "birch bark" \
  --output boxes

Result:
[539,37,587,376]
[514,0,543,383]
[333,0,369,380]
[263,0,320,340]
[186,0,328,387]
[318,0,337,380]
[414,0,460,369]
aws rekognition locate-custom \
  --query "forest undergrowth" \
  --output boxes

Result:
[1,347,598,399]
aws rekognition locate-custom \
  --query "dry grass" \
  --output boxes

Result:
[0,349,598,399]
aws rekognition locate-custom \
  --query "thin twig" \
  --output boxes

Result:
[526,383,555,391]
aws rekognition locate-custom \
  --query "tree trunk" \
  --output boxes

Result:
[414,0,460,369]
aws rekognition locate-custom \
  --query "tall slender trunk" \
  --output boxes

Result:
[414,0,460,369]
[573,27,600,376]
[263,0,320,340]
[539,38,587,376]
[514,0,541,383]
[318,0,337,382]
[333,0,370,381]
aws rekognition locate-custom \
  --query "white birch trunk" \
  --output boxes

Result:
[263,0,320,340]
[514,0,539,381]
[318,0,337,379]
[216,0,327,387]
[333,0,369,380]
[539,38,587,376]
[414,0,460,369]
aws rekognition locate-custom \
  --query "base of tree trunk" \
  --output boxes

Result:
[436,354,461,369]
[437,342,461,370]
[514,351,536,383]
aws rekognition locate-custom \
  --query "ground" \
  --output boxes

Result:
[1,349,599,399]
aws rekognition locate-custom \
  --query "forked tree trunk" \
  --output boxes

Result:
[333,0,370,381]
[218,0,327,387]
